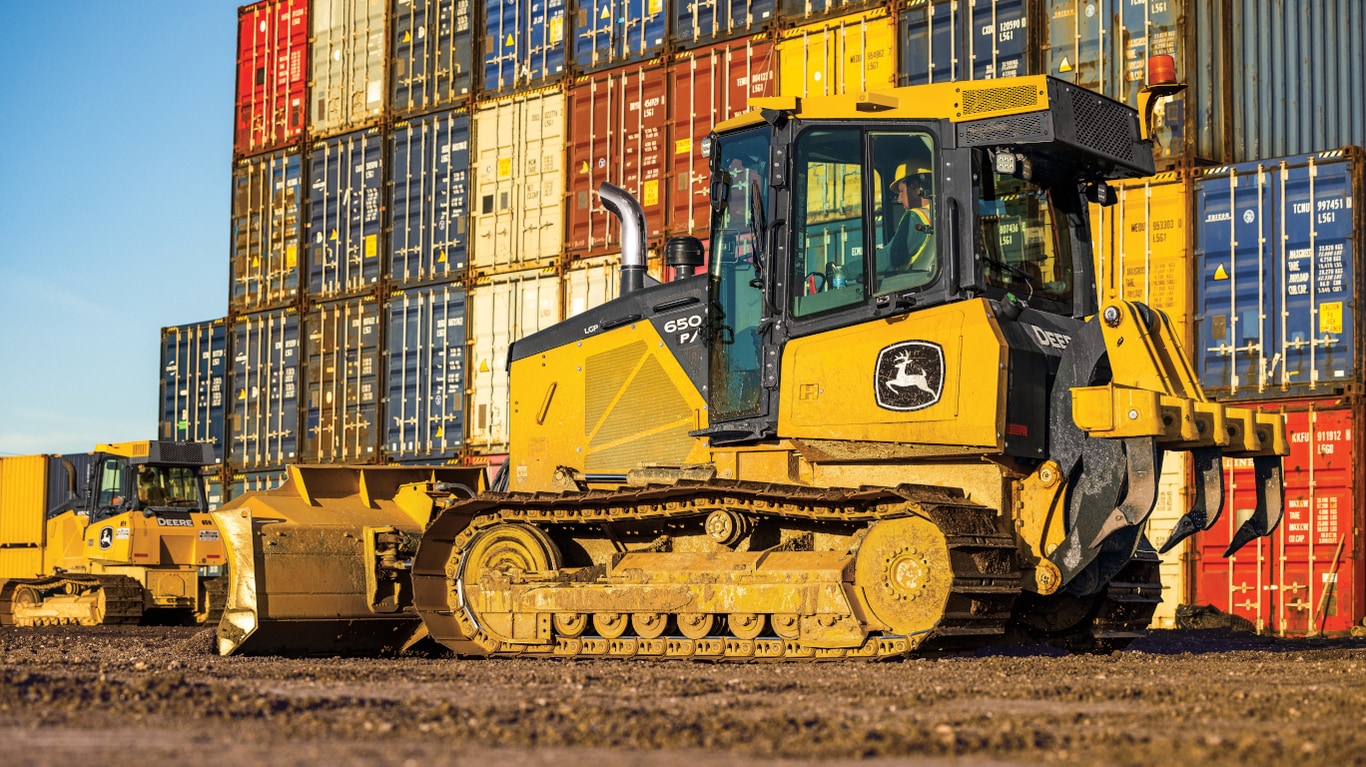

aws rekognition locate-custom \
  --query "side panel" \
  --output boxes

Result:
[666,35,776,237]
[230,147,303,313]
[159,319,230,461]
[468,269,563,453]
[1196,151,1361,401]
[471,88,567,274]
[308,128,385,299]
[566,63,669,258]
[384,284,468,462]
[1090,171,1195,352]
[310,0,387,137]
[776,7,898,98]
[230,309,301,470]
[898,0,1031,85]
[391,0,475,116]
[303,297,382,464]
[235,0,309,157]
[572,0,668,71]
[672,0,775,49]
[0,455,47,549]
[483,0,569,94]
[1196,400,1364,636]
[390,109,471,285]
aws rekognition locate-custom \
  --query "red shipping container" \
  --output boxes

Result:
[666,34,776,238]
[1195,398,1365,636]
[566,61,669,259]
[235,0,309,158]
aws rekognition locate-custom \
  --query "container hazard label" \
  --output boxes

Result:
[1320,301,1343,334]
[675,137,691,155]
[498,158,512,178]
[643,180,659,207]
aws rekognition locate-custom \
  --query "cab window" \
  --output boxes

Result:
[976,152,1074,306]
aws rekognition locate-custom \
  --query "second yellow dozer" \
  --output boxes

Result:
[215,74,1287,659]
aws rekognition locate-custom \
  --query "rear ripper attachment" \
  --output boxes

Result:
[411,480,1020,660]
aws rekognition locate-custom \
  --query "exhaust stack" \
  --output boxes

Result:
[598,181,647,294]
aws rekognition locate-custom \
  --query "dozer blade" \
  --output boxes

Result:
[213,465,485,656]
[1159,446,1224,554]
[1223,455,1285,557]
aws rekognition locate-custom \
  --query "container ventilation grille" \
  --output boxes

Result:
[1067,89,1136,162]
[960,113,1049,145]
[961,85,1039,116]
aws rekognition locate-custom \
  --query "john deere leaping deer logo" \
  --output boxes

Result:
[874,341,944,412]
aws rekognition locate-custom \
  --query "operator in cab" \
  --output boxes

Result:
[884,154,934,274]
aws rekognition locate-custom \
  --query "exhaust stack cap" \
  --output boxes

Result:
[665,236,705,280]
[597,181,648,295]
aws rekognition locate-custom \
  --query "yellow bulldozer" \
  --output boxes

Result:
[0,440,225,626]
[214,74,1287,659]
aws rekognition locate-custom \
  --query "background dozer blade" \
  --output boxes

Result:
[213,465,485,656]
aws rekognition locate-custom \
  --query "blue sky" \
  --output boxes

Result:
[0,3,237,455]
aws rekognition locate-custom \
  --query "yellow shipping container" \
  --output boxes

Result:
[0,454,47,578]
[1090,171,1195,352]
[776,7,897,100]
[1145,451,1194,629]
[472,85,567,275]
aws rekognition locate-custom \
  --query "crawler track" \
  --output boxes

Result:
[0,575,143,627]
[412,480,1021,661]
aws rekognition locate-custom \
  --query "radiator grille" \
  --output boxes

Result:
[1066,87,1136,162]
[960,113,1049,145]
[584,342,695,472]
[961,84,1040,116]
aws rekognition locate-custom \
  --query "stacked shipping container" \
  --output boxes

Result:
[158,1,1365,629]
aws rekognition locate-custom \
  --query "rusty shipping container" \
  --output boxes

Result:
[308,127,384,300]
[310,0,387,137]
[385,284,467,463]
[1195,397,1365,636]
[483,0,569,94]
[159,318,229,461]
[1090,170,1195,352]
[390,109,471,286]
[234,0,308,158]
[231,147,303,313]
[673,0,775,49]
[567,61,669,259]
[898,0,1031,84]
[776,6,898,98]
[1195,148,1362,402]
[667,34,776,238]
[467,268,562,454]
[471,86,567,275]
[572,0,668,72]
[230,307,301,470]
[391,0,475,117]
[302,296,381,464]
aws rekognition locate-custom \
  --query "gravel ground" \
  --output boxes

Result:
[1,625,1364,767]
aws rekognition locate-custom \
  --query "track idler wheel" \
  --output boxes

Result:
[459,523,561,645]
[853,516,954,637]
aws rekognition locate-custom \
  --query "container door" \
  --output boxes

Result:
[391,0,475,116]
[672,0,776,48]
[899,0,1029,85]
[384,285,468,462]
[309,130,384,298]
[777,8,897,99]
[390,110,471,285]
[231,148,303,313]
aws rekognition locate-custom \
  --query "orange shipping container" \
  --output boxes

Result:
[566,62,670,259]
[667,35,776,238]
[776,6,896,99]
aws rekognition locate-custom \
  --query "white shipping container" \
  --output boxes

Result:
[310,0,387,137]
[467,269,562,452]
[471,87,566,274]
[563,256,621,318]
[1146,450,1194,629]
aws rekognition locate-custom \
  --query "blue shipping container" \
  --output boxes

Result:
[899,0,1030,85]
[231,147,302,313]
[484,0,568,93]
[391,0,475,116]
[1195,148,1362,401]
[45,453,95,515]
[672,0,774,49]
[572,0,668,71]
[390,110,470,285]
[227,469,289,500]
[159,319,229,460]
[303,296,381,464]
[385,284,467,462]
[230,308,301,469]
[308,128,384,300]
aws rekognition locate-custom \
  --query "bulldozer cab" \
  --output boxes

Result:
[53,441,217,522]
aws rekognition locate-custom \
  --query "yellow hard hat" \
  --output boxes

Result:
[890,162,932,190]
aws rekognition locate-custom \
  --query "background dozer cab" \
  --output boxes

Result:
[0,440,224,626]
[216,75,1287,659]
